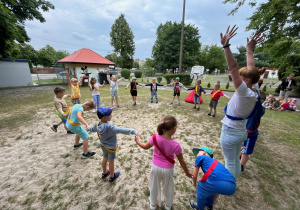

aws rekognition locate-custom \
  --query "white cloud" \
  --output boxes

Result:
[71,32,93,41]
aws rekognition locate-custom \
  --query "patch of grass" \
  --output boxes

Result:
[144,188,150,197]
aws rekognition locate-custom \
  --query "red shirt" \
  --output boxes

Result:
[210,90,224,101]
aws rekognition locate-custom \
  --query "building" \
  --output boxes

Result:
[58,48,115,80]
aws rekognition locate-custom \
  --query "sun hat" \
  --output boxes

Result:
[97,106,113,119]
[175,77,180,80]
[192,146,213,158]
[132,77,136,80]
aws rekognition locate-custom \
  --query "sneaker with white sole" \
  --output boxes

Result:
[81,151,95,159]
[51,125,58,132]
[189,200,199,210]
[73,143,83,149]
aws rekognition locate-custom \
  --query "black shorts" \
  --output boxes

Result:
[209,100,218,108]
[131,90,137,96]
[173,92,180,97]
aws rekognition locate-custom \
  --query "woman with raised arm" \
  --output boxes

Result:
[219,25,265,179]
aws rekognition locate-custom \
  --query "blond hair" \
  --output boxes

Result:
[157,115,178,135]
[83,100,95,109]
[71,78,78,82]
[239,67,266,84]
[215,83,220,89]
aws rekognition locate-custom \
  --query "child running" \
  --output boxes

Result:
[125,77,144,106]
[188,80,206,110]
[66,101,96,158]
[106,71,124,108]
[65,70,85,105]
[134,115,192,210]
[145,78,166,103]
[168,77,188,106]
[51,87,73,134]
[189,147,236,210]
[87,106,140,182]
[205,83,231,117]
[89,77,105,112]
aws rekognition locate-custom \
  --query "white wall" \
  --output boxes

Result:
[0,61,33,87]
[64,64,110,81]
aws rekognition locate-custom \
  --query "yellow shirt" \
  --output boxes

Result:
[70,84,81,99]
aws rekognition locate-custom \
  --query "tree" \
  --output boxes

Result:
[133,60,140,69]
[110,14,135,69]
[233,46,246,68]
[37,45,55,67]
[0,0,54,58]
[198,44,226,72]
[105,52,119,66]
[152,21,201,73]
[143,58,154,69]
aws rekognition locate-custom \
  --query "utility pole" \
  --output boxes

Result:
[179,0,186,74]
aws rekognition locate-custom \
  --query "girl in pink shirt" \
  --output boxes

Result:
[135,115,192,210]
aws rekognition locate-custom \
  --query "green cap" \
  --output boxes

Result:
[175,77,180,80]
[192,146,213,158]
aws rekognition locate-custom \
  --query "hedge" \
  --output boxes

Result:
[134,70,142,78]
[157,76,162,83]
[121,69,130,79]
[163,74,192,86]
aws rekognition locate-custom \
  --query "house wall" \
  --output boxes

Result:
[0,61,33,87]
[64,64,110,81]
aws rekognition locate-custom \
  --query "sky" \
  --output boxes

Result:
[25,0,264,61]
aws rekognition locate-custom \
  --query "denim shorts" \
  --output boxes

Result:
[101,145,116,159]
[194,95,200,103]
[111,91,118,98]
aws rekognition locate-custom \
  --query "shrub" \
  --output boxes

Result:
[217,80,220,84]
[142,78,143,82]
[147,78,149,83]
[134,70,142,78]
[262,85,267,92]
[226,82,229,89]
[207,82,211,88]
[121,69,130,79]
[228,75,232,81]
[163,74,192,86]
[157,77,162,83]
[293,85,300,96]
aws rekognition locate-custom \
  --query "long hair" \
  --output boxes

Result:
[239,67,266,84]
[157,115,178,135]
[90,77,96,89]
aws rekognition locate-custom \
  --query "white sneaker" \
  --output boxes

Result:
[93,109,96,112]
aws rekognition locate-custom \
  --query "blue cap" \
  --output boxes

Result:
[192,146,213,158]
[97,106,113,119]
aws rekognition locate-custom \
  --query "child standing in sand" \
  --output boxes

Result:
[188,80,206,110]
[89,77,105,112]
[168,77,188,106]
[65,70,85,105]
[145,78,166,103]
[51,87,74,134]
[125,77,144,106]
[87,106,140,182]
[135,115,192,210]
[106,71,124,108]
[205,83,231,117]
[66,101,96,158]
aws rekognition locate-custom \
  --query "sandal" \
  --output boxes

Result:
[102,170,110,178]
[109,172,120,182]
[117,105,121,108]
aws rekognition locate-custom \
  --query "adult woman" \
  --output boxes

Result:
[220,25,265,179]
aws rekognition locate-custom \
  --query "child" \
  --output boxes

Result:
[89,77,105,112]
[272,98,281,110]
[145,78,166,103]
[262,98,273,109]
[289,98,298,111]
[189,147,236,210]
[65,70,85,105]
[106,71,124,107]
[87,106,140,182]
[268,93,275,103]
[188,80,206,111]
[125,77,144,106]
[168,77,188,106]
[279,95,285,104]
[134,115,192,210]
[66,101,96,158]
[279,98,291,111]
[205,83,231,117]
[51,87,73,134]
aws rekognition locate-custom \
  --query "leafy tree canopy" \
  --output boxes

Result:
[0,0,54,58]
[37,45,55,67]
[198,44,226,72]
[152,21,201,73]
[110,14,135,69]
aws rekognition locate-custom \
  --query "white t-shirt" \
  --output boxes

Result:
[89,83,101,96]
[221,81,258,129]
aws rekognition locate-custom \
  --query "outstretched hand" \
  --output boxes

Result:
[220,25,238,46]
[247,32,265,51]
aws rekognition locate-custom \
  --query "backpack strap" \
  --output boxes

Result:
[152,134,175,165]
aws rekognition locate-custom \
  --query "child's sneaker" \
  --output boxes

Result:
[189,200,198,210]
[178,102,181,106]
[102,170,110,178]
[241,165,245,172]
[117,105,121,108]
[109,172,120,182]
[211,114,215,117]
[151,101,153,103]
[51,125,58,132]
[205,205,213,210]
[81,151,96,159]
[169,102,173,105]
[74,143,83,149]
[93,109,96,112]
[193,106,196,109]
[197,107,200,111]
[67,131,75,134]
[207,112,211,116]
[156,101,158,103]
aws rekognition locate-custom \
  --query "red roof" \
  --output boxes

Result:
[58,48,115,65]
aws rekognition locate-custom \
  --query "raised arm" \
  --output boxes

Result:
[106,72,111,84]
[220,25,241,89]
[65,70,71,87]
[247,33,265,67]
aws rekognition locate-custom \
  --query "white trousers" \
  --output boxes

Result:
[149,164,174,210]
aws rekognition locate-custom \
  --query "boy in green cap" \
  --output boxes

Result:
[189,146,236,210]
[168,77,187,106]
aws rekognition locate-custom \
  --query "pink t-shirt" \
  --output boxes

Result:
[149,135,182,169]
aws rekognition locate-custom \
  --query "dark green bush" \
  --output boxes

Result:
[207,82,211,88]
[262,85,267,92]
[157,77,162,83]
[134,70,142,78]
[163,74,192,86]
[121,69,130,79]
[293,85,300,96]
[217,80,220,84]
[226,82,229,89]
[228,75,232,81]
[275,85,281,93]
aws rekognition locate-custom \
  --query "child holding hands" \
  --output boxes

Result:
[145,78,166,103]
[135,115,192,210]
[87,106,140,182]
[89,77,105,112]
[188,80,206,110]
[168,77,188,106]
[125,77,144,106]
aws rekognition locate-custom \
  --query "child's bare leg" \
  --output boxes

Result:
[116,97,119,106]
[171,96,175,103]
[75,134,80,145]
[213,108,217,115]
[102,157,108,172]
[198,102,200,108]
[109,159,114,176]
[133,96,137,103]
[240,153,249,166]
[64,124,69,131]
[111,98,114,107]
[57,121,63,126]
[177,96,180,103]
[82,139,89,153]
[209,107,213,113]
[193,102,196,108]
